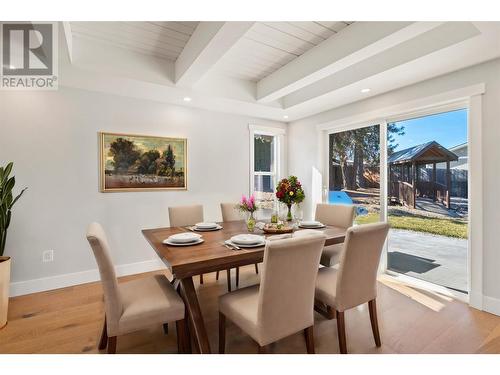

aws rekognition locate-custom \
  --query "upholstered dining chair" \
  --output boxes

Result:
[168,204,206,284]
[314,222,389,354]
[86,223,189,354]
[218,232,326,354]
[218,203,259,291]
[314,203,356,267]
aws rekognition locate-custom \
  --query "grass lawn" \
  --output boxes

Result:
[355,212,468,239]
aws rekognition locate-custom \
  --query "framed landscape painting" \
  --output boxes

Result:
[100,132,187,192]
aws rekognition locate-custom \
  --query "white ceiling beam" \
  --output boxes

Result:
[282,22,481,110]
[61,21,73,63]
[175,21,255,87]
[256,21,445,103]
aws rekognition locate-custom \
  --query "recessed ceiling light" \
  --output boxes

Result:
[361,88,371,93]
[9,65,16,69]
[283,115,289,119]
[183,97,192,102]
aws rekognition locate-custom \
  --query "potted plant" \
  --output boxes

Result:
[236,194,258,232]
[276,176,305,221]
[1,162,27,329]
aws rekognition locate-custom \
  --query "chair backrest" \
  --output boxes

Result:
[86,222,123,330]
[257,233,326,344]
[220,203,241,222]
[168,204,204,227]
[315,203,355,228]
[335,222,389,312]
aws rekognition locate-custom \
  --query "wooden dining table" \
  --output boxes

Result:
[142,220,347,354]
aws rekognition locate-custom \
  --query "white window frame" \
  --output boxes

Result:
[249,124,286,199]
[316,84,484,309]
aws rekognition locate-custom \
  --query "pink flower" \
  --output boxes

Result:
[241,195,248,205]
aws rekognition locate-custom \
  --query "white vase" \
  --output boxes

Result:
[0,256,10,329]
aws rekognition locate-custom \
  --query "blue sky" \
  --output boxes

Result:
[390,109,468,152]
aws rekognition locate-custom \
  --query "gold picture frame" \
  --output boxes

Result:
[99,132,187,192]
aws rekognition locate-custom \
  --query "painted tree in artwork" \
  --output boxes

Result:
[164,145,176,177]
[109,138,141,174]
[136,149,160,175]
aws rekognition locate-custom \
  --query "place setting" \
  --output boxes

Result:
[186,222,223,232]
[163,232,204,246]
[224,233,266,250]
[298,220,326,229]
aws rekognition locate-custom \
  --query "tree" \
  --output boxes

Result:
[330,131,354,189]
[108,138,140,174]
[387,122,405,155]
[164,145,176,177]
[136,149,160,175]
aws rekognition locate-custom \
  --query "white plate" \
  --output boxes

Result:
[300,220,323,227]
[195,222,218,229]
[225,239,265,249]
[163,238,204,246]
[299,224,326,229]
[193,224,223,232]
[231,234,265,245]
[168,232,202,243]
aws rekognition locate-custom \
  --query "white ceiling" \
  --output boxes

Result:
[61,21,500,122]
[71,22,199,61]
[213,22,352,81]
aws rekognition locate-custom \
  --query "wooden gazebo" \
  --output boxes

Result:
[388,141,458,209]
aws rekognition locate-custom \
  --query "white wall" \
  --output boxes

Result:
[0,87,285,293]
[288,58,500,312]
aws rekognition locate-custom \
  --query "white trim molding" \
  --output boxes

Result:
[10,259,166,297]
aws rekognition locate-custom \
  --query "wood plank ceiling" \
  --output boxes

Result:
[214,22,353,81]
[70,21,353,81]
[70,22,199,61]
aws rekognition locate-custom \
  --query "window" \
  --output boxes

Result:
[249,125,285,212]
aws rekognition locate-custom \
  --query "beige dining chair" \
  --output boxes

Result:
[86,222,189,354]
[218,203,259,291]
[314,203,356,267]
[218,232,326,354]
[168,204,206,284]
[314,222,389,354]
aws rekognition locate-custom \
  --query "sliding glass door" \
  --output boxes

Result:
[328,124,381,225]
[327,108,469,295]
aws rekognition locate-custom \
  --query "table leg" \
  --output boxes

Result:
[179,277,211,354]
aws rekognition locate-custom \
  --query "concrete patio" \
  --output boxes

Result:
[387,229,467,293]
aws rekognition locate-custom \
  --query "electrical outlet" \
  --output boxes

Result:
[42,250,54,263]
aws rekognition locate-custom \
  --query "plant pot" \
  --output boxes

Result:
[0,256,11,330]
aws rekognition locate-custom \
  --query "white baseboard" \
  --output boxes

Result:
[483,295,500,316]
[9,259,166,297]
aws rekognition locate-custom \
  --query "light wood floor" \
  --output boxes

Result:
[1,266,500,354]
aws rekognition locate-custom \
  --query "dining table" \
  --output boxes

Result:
[142,220,347,354]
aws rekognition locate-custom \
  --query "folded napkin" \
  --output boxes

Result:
[293,229,324,237]
[266,233,293,241]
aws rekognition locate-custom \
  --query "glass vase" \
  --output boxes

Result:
[286,204,293,222]
[247,212,256,232]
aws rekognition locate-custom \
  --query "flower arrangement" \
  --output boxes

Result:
[236,194,258,232]
[276,176,305,221]
[236,194,258,213]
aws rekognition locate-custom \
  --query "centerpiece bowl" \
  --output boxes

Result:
[262,223,295,234]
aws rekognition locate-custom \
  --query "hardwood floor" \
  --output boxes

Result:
[1,267,500,354]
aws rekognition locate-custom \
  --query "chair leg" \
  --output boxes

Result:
[163,323,169,335]
[176,318,189,354]
[219,312,226,354]
[236,267,240,288]
[327,305,337,319]
[368,299,382,347]
[199,274,204,284]
[254,263,259,274]
[258,344,269,354]
[304,326,315,354]
[98,317,108,350]
[107,336,117,354]
[336,311,347,354]
[226,269,231,292]
[216,271,220,281]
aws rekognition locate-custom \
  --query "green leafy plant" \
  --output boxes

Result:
[0,162,27,257]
